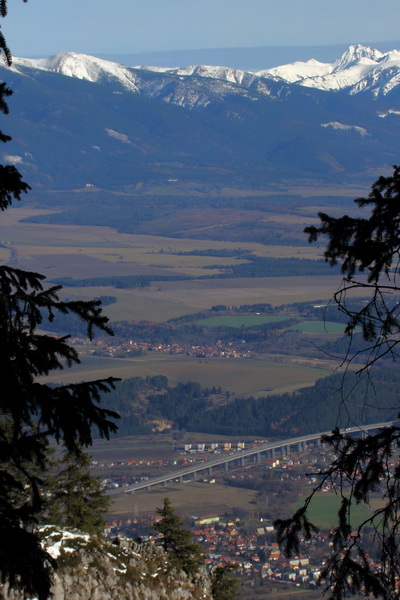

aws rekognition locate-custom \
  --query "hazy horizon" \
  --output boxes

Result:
[4,0,399,60]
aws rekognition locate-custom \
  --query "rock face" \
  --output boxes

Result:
[2,528,213,600]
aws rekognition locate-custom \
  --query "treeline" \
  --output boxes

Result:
[112,320,211,346]
[24,191,317,237]
[287,299,371,325]
[174,248,251,258]
[244,329,324,358]
[186,369,400,436]
[169,303,274,324]
[40,296,117,337]
[206,256,342,278]
[51,274,191,289]
[40,297,382,365]
[40,311,298,346]
[98,375,169,436]
[50,257,341,289]
[97,377,214,437]
[99,368,400,439]
[111,317,298,346]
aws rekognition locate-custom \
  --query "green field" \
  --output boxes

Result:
[289,320,346,334]
[195,315,293,327]
[293,492,372,530]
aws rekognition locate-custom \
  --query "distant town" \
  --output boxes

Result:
[70,335,253,360]
[97,442,370,594]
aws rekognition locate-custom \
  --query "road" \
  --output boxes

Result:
[108,421,393,495]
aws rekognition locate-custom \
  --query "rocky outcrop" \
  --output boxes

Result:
[2,528,213,600]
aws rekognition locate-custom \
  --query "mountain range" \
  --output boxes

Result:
[22,44,400,97]
[1,44,400,191]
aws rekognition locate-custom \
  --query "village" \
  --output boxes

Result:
[96,442,362,593]
[70,335,253,360]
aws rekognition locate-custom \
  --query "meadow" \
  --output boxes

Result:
[288,320,347,335]
[45,352,333,397]
[110,480,258,518]
[195,315,292,327]
[293,492,372,530]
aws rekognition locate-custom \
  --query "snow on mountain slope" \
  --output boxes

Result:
[140,64,255,86]
[10,44,400,109]
[19,53,140,92]
[137,45,400,97]
[321,122,368,136]
[2,45,400,189]
[261,44,400,95]
[12,52,275,110]
[258,58,332,83]
[23,53,264,100]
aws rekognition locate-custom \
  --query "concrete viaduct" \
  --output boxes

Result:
[110,421,393,496]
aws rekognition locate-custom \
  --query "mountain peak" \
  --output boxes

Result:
[333,44,383,71]
[259,44,400,95]
[24,52,140,92]
[10,43,400,103]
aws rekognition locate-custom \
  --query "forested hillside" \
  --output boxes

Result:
[98,368,399,438]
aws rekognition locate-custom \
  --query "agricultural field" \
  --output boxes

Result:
[111,275,358,319]
[59,275,352,322]
[45,352,333,397]
[293,492,372,530]
[2,204,368,399]
[110,480,258,518]
[195,315,292,327]
[0,206,372,324]
[287,320,347,335]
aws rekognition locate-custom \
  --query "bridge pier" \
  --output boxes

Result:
[225,462,229,472]
[281,445,289,457]
[208,466,213,476]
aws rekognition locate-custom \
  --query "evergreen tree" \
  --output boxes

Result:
[0,3,119,598]
[0,265,120,600]
[153,498,204,576]
[276,167,400,599]
[210,564,240,600]
[305,165,400,372]
[45,447,110,535]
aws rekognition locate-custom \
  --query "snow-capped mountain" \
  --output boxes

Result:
[11,52,265,112]
[15,53,141,92]
[18,44,400,100]
[1,44,400,191]
[260,44,400,96]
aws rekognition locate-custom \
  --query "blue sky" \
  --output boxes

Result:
[4,0,399,58]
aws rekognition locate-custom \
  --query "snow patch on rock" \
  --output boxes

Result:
[321,121,368,136]
[105,128,131,144]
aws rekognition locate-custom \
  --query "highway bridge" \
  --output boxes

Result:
[109,421,393,496]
